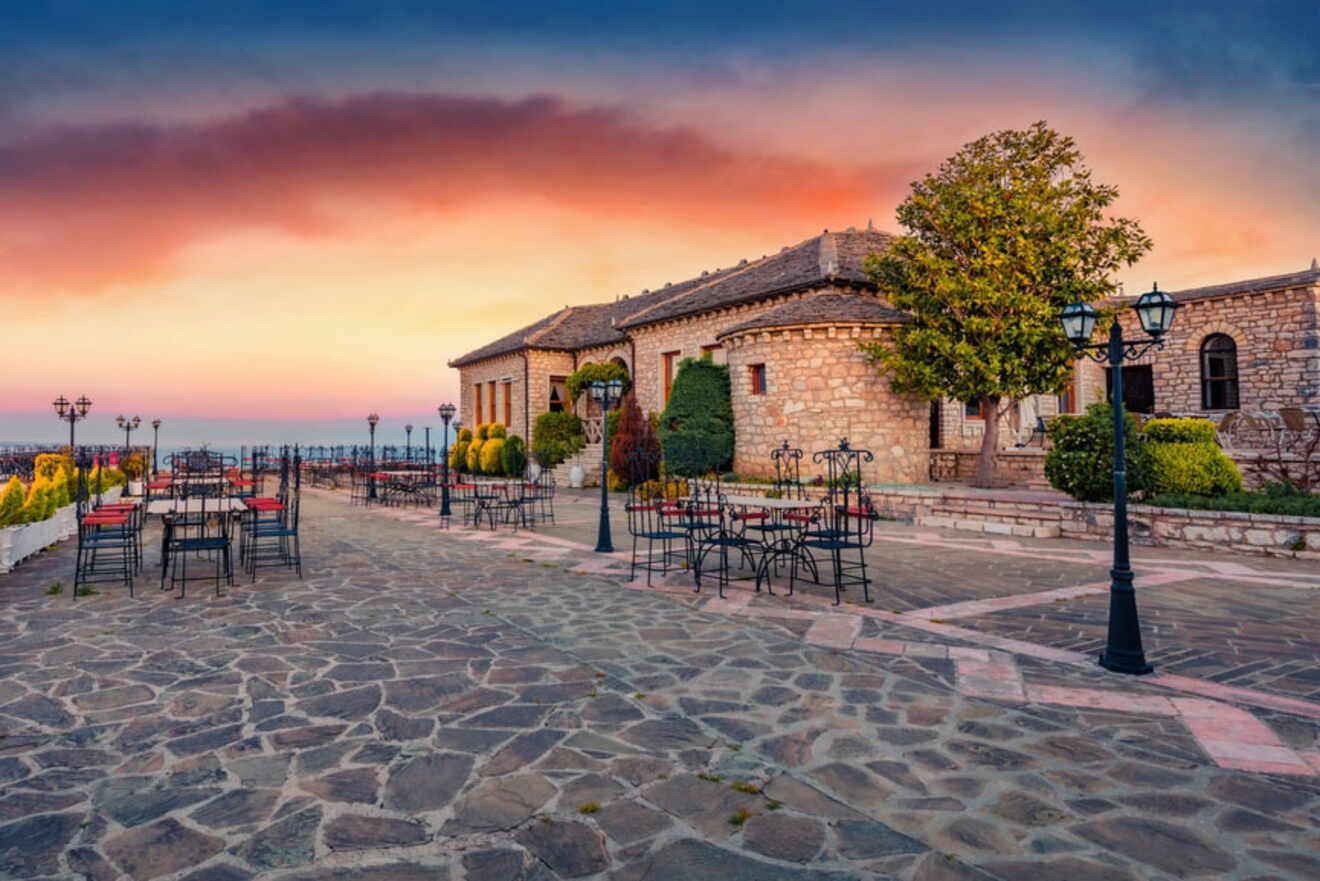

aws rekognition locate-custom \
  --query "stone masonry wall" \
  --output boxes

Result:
[628,286,859,416]
[723,324,929,483]
[458,351,526,439]
[525,349,576,441]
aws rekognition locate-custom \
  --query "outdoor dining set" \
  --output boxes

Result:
[623,439,880,606]
[73,447,304,599]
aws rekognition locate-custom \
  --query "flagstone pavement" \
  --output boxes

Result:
[0,487,1318,881]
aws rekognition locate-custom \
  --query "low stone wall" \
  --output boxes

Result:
[931,446,1294,490]
[868,485,1320,560]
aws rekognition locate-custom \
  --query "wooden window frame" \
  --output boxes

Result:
[502,380,512,427]
[474,384,483,425]
[487,382,496,425]
[964,400,990,420]
[662,351,681,405]
[1200,334,1240,410]
[749,363,767,395]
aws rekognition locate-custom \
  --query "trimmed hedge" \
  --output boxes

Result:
[1148,483,1320,518]
[0,476,24,526]
[486,423,507,440]
[502,434,527,478]
[479,437,505,474]
[659,358,734,477]
[1044,402,1151,502]
[1143,417,1217,444]
[1144,417,1241,496]
[566,362,632,404]
[465,437,484,474]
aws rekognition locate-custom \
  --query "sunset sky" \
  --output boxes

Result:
[3,1,1317,447]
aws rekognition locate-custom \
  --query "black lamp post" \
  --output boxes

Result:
[590,378,624,553]
[1060,283,1177,675]
[424,426,432,470]
[437,403,456,518]
[367,413,379,500]
[405,424,413,462]
[151,419,162,478]
[53,395,92,451]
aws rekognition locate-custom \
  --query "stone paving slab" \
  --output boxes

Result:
[0,489,1317,880]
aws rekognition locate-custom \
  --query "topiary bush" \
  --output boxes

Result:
[487,423,508,440]
[479,437,506,475]
[474,424,489,442]
[19,481,50,524]
[533,411,586,467]
[450,428,473,474]
[1043,401,1151,502]
[566,362,632,405]
[466,437,485,474]
[609,392,660,486]
[659,358,734,477]
[0,476,24,526]
[502,434,527,478]
[1144,417,1242,496]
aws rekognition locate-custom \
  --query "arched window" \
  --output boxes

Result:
[1200,334,1239,410]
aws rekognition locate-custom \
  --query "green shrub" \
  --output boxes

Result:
[19,481,49,524]
[458,427,473,443]
[659,358,734,477]
[566,362,632,404]
[487,423,508,440]
[0,476,24,526]
[1148,441,1242,496]
[502,434,528,478]
[466,438,485,474]
[448,440,468,474]
[1148,482,1320,518]
[51,477,70,509]
[474,424,489,441]
[479,437,506,474]
[533,411,586,467]
[1143,417,1217,444]
[1043,401,1151,502]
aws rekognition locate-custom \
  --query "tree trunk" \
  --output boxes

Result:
[973,396,1001,488]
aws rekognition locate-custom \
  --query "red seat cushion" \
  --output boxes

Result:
[734,511,768,520]
[784,513,814,523]
[83,513,128,525]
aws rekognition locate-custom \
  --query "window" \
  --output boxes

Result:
[749,364,767,395]
[548,376,567,413]
[662,351,681,404]
[502,381,512,426]
[1058,374,1077,414]
[1105,365,1155,414]
[487,382,496,424]
[1200,334,1239,410]
[474,384,483,424]
[964,400,990,420]
[701,344,724,364]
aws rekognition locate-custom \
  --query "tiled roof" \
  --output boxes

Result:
[1165,262,1319,304]
[449,227,895,366]
[616,228,893,329]
[716,292,909,339]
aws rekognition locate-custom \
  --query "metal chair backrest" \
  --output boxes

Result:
[812,438,873,537]
[771,441,805,500]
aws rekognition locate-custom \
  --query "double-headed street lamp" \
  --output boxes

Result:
[1060,284,1177,675]
[367,413,380,500]
[151,419,163,477]
[116,414,141,451]
[589,378,624,553]
[437,403,456,519]
[53,395,93,450]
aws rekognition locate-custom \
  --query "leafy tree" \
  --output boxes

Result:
[861,122,1152,486]
[659,358,734,476]
[609,392,660,486]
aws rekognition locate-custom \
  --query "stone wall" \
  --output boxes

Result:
[628,286,856,416]
[457,351,526,439]
[525,349,575,441]
[868,485,1320,559]
[723,324,929,483]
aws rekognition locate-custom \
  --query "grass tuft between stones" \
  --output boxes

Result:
[728,808,756,826]
[577,802,600,814]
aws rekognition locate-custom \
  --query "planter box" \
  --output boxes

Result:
[0,512,65,574]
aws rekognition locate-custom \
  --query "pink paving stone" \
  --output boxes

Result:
[1217,758,1318,775]
[1150,673,1320,721]
[1024,684,1179,716]
[804,614,862,649]
[955,658,1025,702]
[1301,751,1320,773]
[1194,738,1308,765]
[947,646,992,663]
[853,637,907,656]
[903,642,950,658]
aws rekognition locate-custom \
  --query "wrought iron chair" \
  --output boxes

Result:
[247,448,303,581]
[789,439,877,605]
[689,479,760,599]
[623,450,688,585]
[161,482,233,598]
[73,456,136,598]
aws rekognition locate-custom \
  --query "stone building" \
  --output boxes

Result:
[451,225,1318,482]
[449,227,930,479]
[933,261,1320,456]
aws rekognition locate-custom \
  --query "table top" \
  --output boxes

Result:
[721,494,818,509]
[147,498,248,515]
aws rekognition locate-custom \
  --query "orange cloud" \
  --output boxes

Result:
[0,92,916,295]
